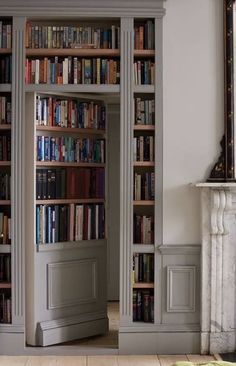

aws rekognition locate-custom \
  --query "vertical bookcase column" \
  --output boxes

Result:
[12,16,25,325]
[120,17,133,325]
[154,17,163,323]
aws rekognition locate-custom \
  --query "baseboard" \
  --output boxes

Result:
[0,332,25,355]
[38,316,109,346]
[119,331,200,354]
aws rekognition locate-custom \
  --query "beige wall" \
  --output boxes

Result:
[163,0,224,244]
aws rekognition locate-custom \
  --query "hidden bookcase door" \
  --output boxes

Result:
[25,91,108,346]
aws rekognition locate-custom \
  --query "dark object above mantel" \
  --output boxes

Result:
[208,0,235,182]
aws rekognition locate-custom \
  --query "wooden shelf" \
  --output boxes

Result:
[132,244,154,253]
[134,125,155,131]
[36,161,105,167]
[134,50,155,57]
[0,200,11,205]
[0,245,11,253]
[26,48,120,57]
[0,49,12,54]
[25,84,119,93]
[133,200,154,206]
[0,283,11,289]
[0,161,10,166]
[133,85,154,93]
[133,162,154,167]
[133,283,154,289]
[0,84,11,93]
[36,126,106,135]
[0,124,11,130]
[36,198,105,205]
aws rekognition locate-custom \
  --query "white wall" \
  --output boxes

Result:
[163,0,224,245]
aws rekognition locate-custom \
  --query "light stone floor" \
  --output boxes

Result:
[0,302,222,364]
[0,354,222,366]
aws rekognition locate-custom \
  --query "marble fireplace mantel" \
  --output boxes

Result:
[196,182,236,354]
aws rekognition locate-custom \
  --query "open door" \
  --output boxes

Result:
[25,92,108,346]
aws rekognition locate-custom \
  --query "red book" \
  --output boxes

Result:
[66,168,77,199]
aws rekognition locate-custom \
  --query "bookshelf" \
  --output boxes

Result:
[0,17,12,326]
[0,0,170,353]
[132,19,156,324]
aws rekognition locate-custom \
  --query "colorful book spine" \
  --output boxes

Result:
[25,23,120,49]
[134,97,154,125]
[133,136,154,162]
[133,60,155,85]
[133,289,154,323]
[25,57,120,85]
[133,215,154,244]
[134,20,154,50]
[133,172,155,200]
[36,203,105,244]
[0,292,11,324]
[0,97,11,124]
[36,136,105,163]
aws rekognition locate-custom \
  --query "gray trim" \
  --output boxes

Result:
[0,0,165,18]
[119,17,133,325]
[0,324,24,333]
[158,245,201,255]
[37,239,106,252]
[119,323,200,332]
[12,16,26,325]
[26,85,120,93]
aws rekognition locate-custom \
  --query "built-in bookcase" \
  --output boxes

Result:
[132,19,155,323]
[0,17,12,325]
[27,93,107,248]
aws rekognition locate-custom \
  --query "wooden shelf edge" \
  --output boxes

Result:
[0,124,11,130]
[0,283,11,289]
[134,50,155,57]
[36,126,106,135]
[25,84,120,93]
[36,198,105,204]
[133,162,155,167]
[133,200,154,206]
[36,162,105,167]
[0,49,12,54]
[133,125,155,131]
[37,238,107,252]
[0,200,11,205]
[0,161,11,166]
[26,48,120,57]
[133,283,154,289]
[0,245,11,253]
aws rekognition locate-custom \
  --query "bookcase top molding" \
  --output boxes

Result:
[0,0,166,17]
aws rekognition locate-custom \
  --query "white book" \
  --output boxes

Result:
[63,58,68,84]
[35,59,40,84]
[78,205,84,241]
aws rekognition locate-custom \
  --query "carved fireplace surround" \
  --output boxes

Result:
[197,182,236,354]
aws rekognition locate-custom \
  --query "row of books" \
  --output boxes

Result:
[0,213,11,244]
[0,292,11,324]
[134,20,154,50]
[0,56,11,84]
[0,255,11,282]
[0,135,11,161]
[25,57,120,85]
[134,98,155,125]
[36,136,105,163]
[0,173,10,200]
[134,172,155,201]
[0,22,12,49]
[36,96,106,129]
[25,23,120,49]
[133,60,155,85]
[36,168,105,200]
[133,253,154,283]
[133,136,154,162]
[36,203,105,244]
[133,215,154,244]
[0,96,11,124]
[133,289,154,323]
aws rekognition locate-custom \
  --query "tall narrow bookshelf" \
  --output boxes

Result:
[132,19,155,324]
[0,17,12,325]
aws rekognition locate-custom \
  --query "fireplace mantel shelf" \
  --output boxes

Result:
[194,182,236,188]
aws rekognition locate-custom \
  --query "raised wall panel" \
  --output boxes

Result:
[47,259,98,310]
[167,265,196,313]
